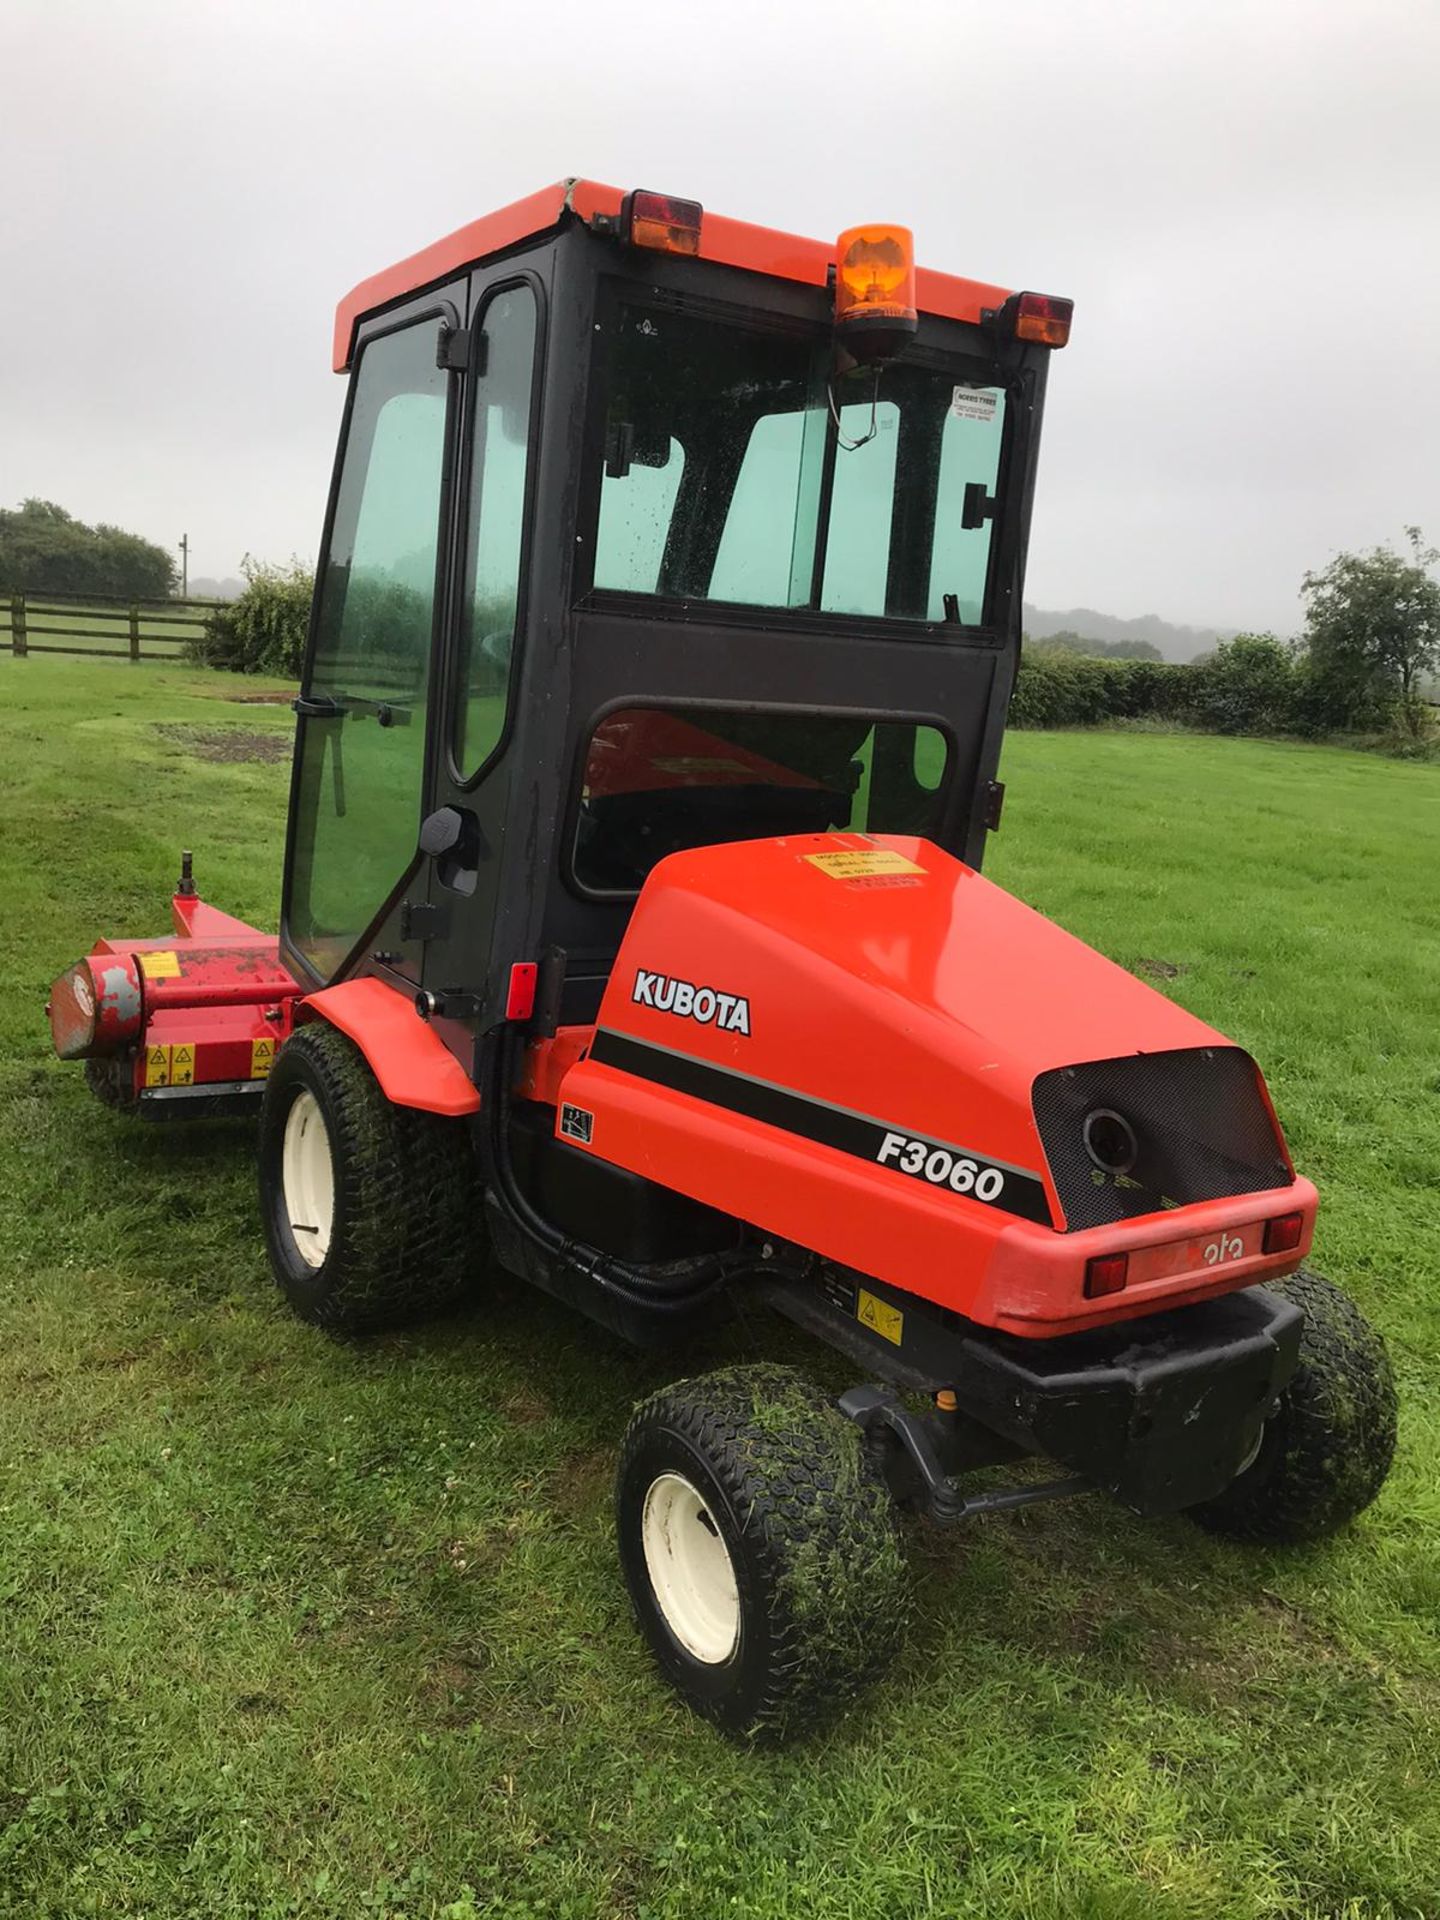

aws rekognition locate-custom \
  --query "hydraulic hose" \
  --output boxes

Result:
[477,1022,757,1316]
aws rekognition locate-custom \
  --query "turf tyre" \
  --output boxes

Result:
[1186,1269,1396,1543]
[616,1365,910,1742]
[258,1021,480,1331]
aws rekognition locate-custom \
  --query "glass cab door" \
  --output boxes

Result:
[285,308,456,984]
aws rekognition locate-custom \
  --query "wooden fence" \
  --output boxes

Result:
[0,589,227,662]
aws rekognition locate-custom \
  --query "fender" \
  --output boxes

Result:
[300,977,480,1118]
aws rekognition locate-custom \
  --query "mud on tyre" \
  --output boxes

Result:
[258,1021,482,1331]
[616,1364,910,1741]
[1187,1269,1397,1544]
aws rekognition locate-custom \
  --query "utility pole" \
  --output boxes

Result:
[179,532,189,598]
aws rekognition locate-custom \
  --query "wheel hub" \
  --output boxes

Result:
[281,1087,335,1269]
[640,1471,740,1664]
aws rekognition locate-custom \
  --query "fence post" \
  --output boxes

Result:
[11,593,26,657]
[128,603,141,662]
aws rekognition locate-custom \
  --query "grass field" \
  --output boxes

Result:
[1,653,1438,1920]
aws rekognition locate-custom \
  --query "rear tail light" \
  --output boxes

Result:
[1084,1252,1129,1298]
[984,290,1074,348]
[1263,1211,1305,1254]
[623,190,702,256]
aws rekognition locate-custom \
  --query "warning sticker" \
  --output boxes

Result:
[144,1044,172,1088]
[804,849,926,881]
[139,950,182,980]
[950,386,1000,425]
[857,1288,904,1347]
[170,1042,196,1086]
[250,1037,276,1080]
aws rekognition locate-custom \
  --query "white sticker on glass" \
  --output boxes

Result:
[951,387,1000,424]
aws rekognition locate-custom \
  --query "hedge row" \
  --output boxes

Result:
[1010,634,1401,737]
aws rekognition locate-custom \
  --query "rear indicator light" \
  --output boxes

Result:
[984,290,1075,349]
[623,190,702,256]
[1015,292,1074,347]
[1263,1211,1305,1255]
[1084,1252,1129,1298]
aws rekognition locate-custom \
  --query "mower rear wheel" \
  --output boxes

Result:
[1186,1269,1397,1544]
[258,1021,481,1331]
[616,1365,910,1741]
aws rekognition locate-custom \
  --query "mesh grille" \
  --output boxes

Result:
[1032,1047,1292,1232]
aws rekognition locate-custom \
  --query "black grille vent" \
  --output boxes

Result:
[1032,1047,1292,1232]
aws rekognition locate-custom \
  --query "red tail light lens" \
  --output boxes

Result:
[1263,1211,1305,1255]
[623,191,702,256]
[1084,1252,1129,1298]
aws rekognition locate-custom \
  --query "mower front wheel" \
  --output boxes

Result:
[1186,1269,1397,1544]
[616,1365,910,1742]
[258,1021,481,1332]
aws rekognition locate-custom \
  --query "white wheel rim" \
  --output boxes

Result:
[641,1471,740,1664]
[281,1088,335,1269]
[1236,1420,1266,1478]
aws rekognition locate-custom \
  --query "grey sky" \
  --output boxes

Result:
[3,0,1437,634]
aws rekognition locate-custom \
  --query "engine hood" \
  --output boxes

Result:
[594,832,1228,1192]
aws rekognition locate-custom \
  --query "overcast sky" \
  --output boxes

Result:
[2,0,1437,634]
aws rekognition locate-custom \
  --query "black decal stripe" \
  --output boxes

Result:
[589,1029,1053,1225]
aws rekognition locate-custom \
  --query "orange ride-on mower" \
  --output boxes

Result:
[48,183,1396,1740]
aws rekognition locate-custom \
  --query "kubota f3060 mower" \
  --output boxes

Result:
[49,182,1397,1739]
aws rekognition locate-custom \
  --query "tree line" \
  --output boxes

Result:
[0,499,177,600]
[1015,530,1439,745]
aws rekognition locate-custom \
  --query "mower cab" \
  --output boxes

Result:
[48,180,1395,1741]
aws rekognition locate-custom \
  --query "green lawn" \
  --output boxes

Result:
[1,654,1437,1920]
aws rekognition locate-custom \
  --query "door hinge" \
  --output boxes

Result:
[437,325,484,373]
[416,987,482,1022]
[983,780,1006,832]
[400,900,450,942]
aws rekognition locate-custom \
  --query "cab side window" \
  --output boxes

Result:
[453,286,539,779]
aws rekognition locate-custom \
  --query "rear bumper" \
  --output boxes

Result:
[976,1179,1317,1336]
[957,1283,1303,1513]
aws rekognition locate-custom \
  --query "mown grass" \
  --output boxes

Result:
[1,654,1437,1919]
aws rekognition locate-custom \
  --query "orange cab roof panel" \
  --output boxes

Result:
[332,178,1014,372]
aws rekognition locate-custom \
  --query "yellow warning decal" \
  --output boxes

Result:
[804,849,925,881]
[857,1287,904,1347]
[139,950,182,980]
[144,1044,172,1088]
[250,1037,276,1080]
[170,1042,196,1087]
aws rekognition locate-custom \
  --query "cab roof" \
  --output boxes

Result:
[332,177,1013,373]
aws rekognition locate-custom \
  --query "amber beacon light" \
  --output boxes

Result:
[834,223,918,361]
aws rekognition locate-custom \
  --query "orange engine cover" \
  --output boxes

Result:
[555,833,1313,1336]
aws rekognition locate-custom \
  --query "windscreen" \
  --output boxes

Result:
[590,302,1006,625]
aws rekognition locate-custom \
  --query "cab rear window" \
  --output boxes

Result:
[572,705,949,893]
[589,302,1005,625]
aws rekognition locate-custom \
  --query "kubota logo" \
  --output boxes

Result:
[632,970,751,1035]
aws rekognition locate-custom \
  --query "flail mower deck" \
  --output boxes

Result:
[48,181,1396,1739]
